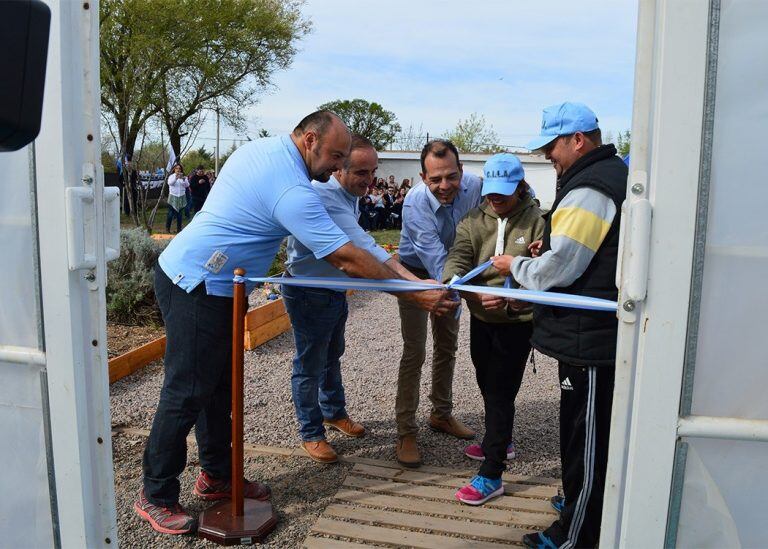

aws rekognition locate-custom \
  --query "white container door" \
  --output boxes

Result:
[602,1,768,547]
[0,1,118,547]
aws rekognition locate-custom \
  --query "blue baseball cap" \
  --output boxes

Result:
[481,153,525,196]
[526,102,599,152]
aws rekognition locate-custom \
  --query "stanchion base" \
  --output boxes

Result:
[198,499,278,545]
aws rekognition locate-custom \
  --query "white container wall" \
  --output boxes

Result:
[0,146,53,547]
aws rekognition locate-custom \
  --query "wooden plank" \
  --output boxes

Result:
[244,298,286,328]
[346,457,560,486]
[303,536,372,549]
[343,475,555,515]
[351,463,557,499]
[244,313,292,349]
[324,504,527,544]
[334,489,552,529]
[311,517,513,549]
[108,336,166,383]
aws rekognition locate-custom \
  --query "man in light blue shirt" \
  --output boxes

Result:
[283,135,420,463]
[394,139,483,468]
[137,112,457,536]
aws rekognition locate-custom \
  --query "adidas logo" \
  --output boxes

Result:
[560,377,573,391]
[515,236,525,245]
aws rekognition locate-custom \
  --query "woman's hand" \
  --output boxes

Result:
[490,254,514,277]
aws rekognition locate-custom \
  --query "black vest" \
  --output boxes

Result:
[531,144,627,367]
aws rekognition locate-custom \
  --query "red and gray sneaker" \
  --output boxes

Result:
[193,470,271,501]
[133,489,196,535]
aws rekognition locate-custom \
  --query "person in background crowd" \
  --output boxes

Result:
[401,178,412,191]
[394,139,483,467]
[388,174,396,187]
[390,187,406,229]
[188,165,211,215]
[371,187,386,229]
[497,102,627,549]
[122,158,139,215]
[284,134,423,463]
[165,163,189,234]
[443,154,544,506]
[358,191,374,231]
[383,186,396,228]
[137,110,456,536]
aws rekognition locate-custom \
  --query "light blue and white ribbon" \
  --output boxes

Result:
[241,259,617,313]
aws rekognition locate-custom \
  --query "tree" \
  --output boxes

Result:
[444,113,504,153]
[393,123,428,151]
[182,146,214,171]
[156,0,310,157]
[616,130,631,157]
[100,0,181,160]
[318,99,402,150]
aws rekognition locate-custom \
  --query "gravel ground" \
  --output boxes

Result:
[110,291,561,547]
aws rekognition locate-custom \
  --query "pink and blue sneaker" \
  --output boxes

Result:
[455,475,504,506]
[463,441,516,461]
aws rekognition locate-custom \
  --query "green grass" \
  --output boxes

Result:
[120,206,176,234]
[370,229,401,247]
[122,210,402,245]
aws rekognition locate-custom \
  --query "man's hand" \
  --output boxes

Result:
[490,254,515,277]
[407,287,459,316]
[479,294,506,311]
[506,298,529,312]
[528,240,543,257]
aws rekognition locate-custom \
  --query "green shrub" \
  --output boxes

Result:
[106,228,167,324]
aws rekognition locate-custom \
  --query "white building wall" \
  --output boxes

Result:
[378,151,557,209]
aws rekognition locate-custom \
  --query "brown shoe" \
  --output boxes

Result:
[396,435,421,468]
[429,414,476,440]
[301,440,338,464]
[323,417,366,438]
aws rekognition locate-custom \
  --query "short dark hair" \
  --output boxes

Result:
[562,128,602,147]
[343,133,376,168]
[293,110,339,138]
[583,127,602,146]
[420,139,461,174]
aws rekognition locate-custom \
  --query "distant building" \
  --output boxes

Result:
[378,151,556,209]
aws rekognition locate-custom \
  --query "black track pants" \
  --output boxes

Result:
[545,363,615,549]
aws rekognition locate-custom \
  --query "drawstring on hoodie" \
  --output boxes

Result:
[528,347,537,374]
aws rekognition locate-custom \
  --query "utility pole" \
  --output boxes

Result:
[215,107,220,176]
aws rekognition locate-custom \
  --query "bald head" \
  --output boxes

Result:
[291,110,352,182]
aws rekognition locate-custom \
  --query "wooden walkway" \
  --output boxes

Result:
[303,460,560,548]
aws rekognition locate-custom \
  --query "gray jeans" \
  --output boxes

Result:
[395,264,459,437]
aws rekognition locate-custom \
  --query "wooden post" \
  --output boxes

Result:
[231,267,246,517]
[197,268,278,544]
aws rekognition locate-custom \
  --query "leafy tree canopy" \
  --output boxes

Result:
[444,113,504,154]
[318,99,401,150]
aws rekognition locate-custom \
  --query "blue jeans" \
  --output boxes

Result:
[282,284,348,441]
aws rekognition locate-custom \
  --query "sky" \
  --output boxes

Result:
[192,0,639,152]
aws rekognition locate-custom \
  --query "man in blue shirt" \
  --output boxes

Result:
[136,112,457,536]
[284,134,421,464]
[395,139,483,467]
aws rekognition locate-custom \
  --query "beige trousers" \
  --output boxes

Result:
[395,265,460,437]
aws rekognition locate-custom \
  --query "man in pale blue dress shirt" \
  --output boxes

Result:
[136,113,457,536]
[284,135,420,463]
[395,139,483,467]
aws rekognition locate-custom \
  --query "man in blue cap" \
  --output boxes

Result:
[491,102,628,548]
